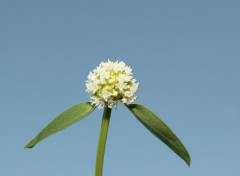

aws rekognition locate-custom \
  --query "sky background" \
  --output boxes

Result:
[1,0,240,176]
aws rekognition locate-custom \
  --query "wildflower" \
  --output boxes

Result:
[25,59,190,176]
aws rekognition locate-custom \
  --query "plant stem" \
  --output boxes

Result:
[95,106,112,176]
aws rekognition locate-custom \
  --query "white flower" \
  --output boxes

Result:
[86,60,139,108]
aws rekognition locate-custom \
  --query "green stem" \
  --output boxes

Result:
[95,106,112,176]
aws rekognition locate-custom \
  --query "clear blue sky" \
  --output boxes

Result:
[1,0,239,175]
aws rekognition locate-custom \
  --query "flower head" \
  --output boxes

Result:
[86,60,139,108]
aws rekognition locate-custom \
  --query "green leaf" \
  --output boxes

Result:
[25,102,96,148]
[126,104,191,166]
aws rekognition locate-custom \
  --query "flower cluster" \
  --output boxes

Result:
[86,60,139,108]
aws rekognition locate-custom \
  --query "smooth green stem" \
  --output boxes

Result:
[95,107,112,176]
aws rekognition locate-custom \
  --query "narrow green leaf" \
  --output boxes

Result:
[126,104,191,166]
[25,102,95,148]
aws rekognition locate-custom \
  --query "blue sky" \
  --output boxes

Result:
[1,0,239,175]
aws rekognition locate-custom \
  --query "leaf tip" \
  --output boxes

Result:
[184,153,191,167]
[24,139,36,149]
[24,144,34,149]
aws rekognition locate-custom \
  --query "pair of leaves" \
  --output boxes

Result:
[25,102,190,166]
